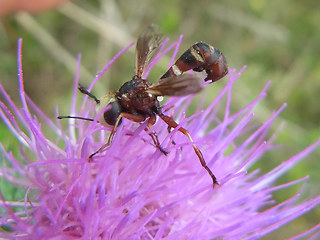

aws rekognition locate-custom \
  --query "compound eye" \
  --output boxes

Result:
[103,102,122,126]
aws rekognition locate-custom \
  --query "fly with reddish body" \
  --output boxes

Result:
[59,25,228,187]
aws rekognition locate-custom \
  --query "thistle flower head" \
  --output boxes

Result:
[0,38,320,239]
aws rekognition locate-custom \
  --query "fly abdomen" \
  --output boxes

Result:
[161,42,228,82]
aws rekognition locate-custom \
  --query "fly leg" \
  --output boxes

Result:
[89,113,145,160]
[161,105,178,146]
[145,116,168,155]
[158,114,219,187]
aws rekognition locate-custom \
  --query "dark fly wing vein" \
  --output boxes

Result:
[147,74,204,96]
[135,25,164,78]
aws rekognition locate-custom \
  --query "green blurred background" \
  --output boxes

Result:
[0,0,319,238]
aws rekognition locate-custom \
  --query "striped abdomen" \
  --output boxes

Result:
[161,42,228,82]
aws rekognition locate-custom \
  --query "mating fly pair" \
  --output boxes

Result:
[59,25,228,187]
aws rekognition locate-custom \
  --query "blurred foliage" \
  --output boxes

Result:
[0,0,319,238]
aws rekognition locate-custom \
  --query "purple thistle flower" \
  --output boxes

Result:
[0,37,320,240]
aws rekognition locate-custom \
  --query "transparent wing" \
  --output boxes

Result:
[146,74,204,96]
[135,25,164,78]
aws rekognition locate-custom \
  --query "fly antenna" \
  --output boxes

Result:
[78,84,100,104]
[57,115,94,121]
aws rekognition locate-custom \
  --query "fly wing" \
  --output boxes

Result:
[146,74,204,96]
[135,25,164,78]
